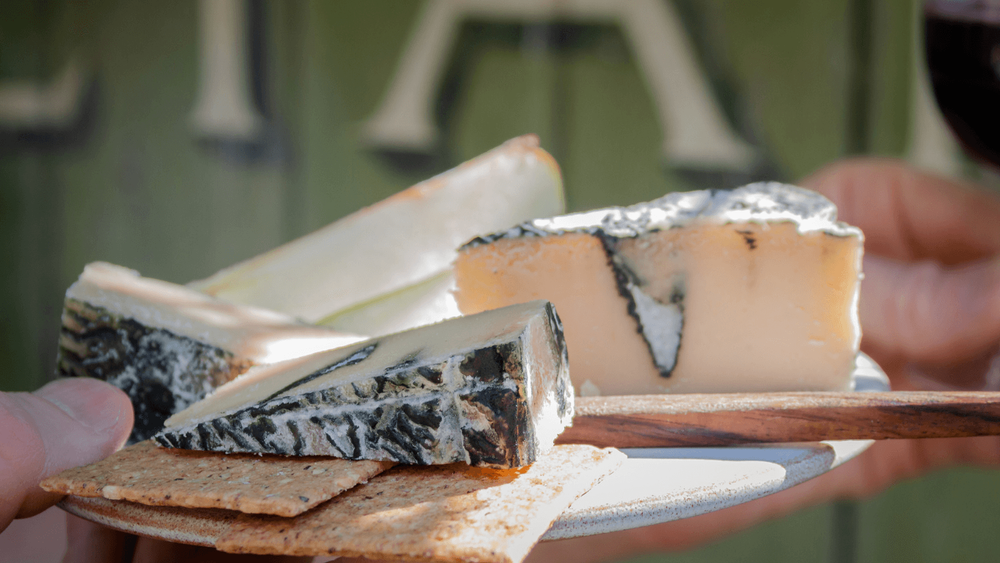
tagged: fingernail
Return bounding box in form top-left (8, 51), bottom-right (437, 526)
top-left (35, 378), bottom-right (129, 433)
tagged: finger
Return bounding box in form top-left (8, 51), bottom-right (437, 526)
top-left (63, 514), bottom-right (136, 563)
top-left (62, 520), bottom-right (310, 563)
top-left (130, 539), bottom-right (203, 563)
top-left (859, 254), bottom-right (1000, 363)
top-left (132, 536), bottom-right (310, 563)
top-left (0, 378), bottom-right (133, 529)
top-left (802, 159), bottom-right (1000, 264)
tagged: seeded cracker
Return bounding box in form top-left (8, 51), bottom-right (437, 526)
top-left (216, 445), bottom-right (624, 562)
top-left (58, 496), bottom-right (235, 548)
top-left (56, 445), bottom-right (623, 563)
top-left (41, 441), bottom-right (393, 517)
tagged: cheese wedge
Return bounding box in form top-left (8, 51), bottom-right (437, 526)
top-left (189, 135), bottom-right (564, 336)
top-left (58, 262), bottom-right (365, 443)
top-left (157, 300), bottom-right (573, 468)
top-left (454, 183), bottom-right (863, 395)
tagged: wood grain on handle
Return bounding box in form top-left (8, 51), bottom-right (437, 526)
top-left (555, 392), bottom-right (1000, 448)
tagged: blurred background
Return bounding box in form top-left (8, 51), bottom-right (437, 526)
top-left (1, 0), bottom-right (998, 561)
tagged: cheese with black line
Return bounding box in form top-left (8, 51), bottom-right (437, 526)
top-left (57, 262), bottom-right (365, 443)
top-left (156, 300), bottom-right (573, 469)
top-left (454, 183), bottom-right (863, 396)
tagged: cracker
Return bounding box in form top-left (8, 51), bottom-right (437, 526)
top-left (42, 441), bottom-right (393, 517)
top-left (59, 495), bottom-right (232, 548)
top-left (217, 445), bottom-right (625, 563)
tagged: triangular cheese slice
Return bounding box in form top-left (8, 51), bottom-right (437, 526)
top-left (189, 135), bottom-right (565, 335)
top-left (58, 262), bottom-right (364, 443)
top-left (157, 300), bottom-right (573, 468)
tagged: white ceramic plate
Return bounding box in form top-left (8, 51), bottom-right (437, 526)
top-left (544, 353), bottom-right (888, 539)
top-left (58, 355), bottom-right (888, 546)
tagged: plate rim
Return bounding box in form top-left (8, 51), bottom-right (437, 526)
top-left (58, 354), bottom-right (887, 545)
top-left (544, 353), bottom-right (886, 539)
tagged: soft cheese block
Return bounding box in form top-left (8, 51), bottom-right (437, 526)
top-left (189, 135), bottom-right (565, 336)
top-left (58, 262), bottom-right (365, 443)
top-left (156, 300), bottom-right (574, 468)
top-left (454, 183), bottom-right (863, 396)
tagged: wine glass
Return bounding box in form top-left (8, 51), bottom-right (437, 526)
top-left (912, 1), bottom-right (1000, 391)
top-left (924, 0), bottom-right (1000, 168)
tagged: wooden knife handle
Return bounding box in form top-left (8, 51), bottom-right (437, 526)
top-left (555, 392), bottom-right (1000, 448)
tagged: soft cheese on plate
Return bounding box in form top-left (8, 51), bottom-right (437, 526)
top-left (58, 262), bottom-right (365, 443)
top-left (156, 300), bottom-right (574, 469)
top-left (454, 183), bottom-right (863, 396)
top-left (189, 135), bottom-right (565, 336)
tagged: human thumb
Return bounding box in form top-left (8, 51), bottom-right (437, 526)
top-left (861, 254), bottom-right (1000, 367)
top-left (0, 378), bottom-right (133, 531)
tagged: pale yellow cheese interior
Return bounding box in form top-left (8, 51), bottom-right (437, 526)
top-left (454, 233), bottom-right (655, 394)
top-left (454, 221), bottom-right (861, 395)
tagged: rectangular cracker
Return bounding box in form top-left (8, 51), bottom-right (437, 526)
top-left (41, 441), bottom-right (393, 517)
top-left (59, 496), bottom-right (235, 548)
top-left (216, 445), bottom-right (625, 563)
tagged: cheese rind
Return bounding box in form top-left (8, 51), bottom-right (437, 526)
top-left (157, 300), bottom-right (573, 468)
top-left (455, 183), bottom-right (863, 396)
top-left (58, 262), bottom-right (364, 443)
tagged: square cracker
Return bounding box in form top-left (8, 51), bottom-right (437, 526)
top-left (216, 444), bottom-right (625, 563)
top-left (54, 445), bottom-right (624, 562)
top-left (41, 440), bottom-right (393, 517)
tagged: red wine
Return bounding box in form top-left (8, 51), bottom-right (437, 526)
top-left (925, 1), bottom-right (1000, 167)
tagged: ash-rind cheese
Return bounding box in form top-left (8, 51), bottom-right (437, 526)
top-left (156, 300), bottom-right (573, 469)
top-left (57, 262), bottom-right (364, 443)
top-left (454, 183), bottom-right (863, 396)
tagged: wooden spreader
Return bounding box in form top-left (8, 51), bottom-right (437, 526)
top-left (557, 392), bottom-right (1000, 448)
